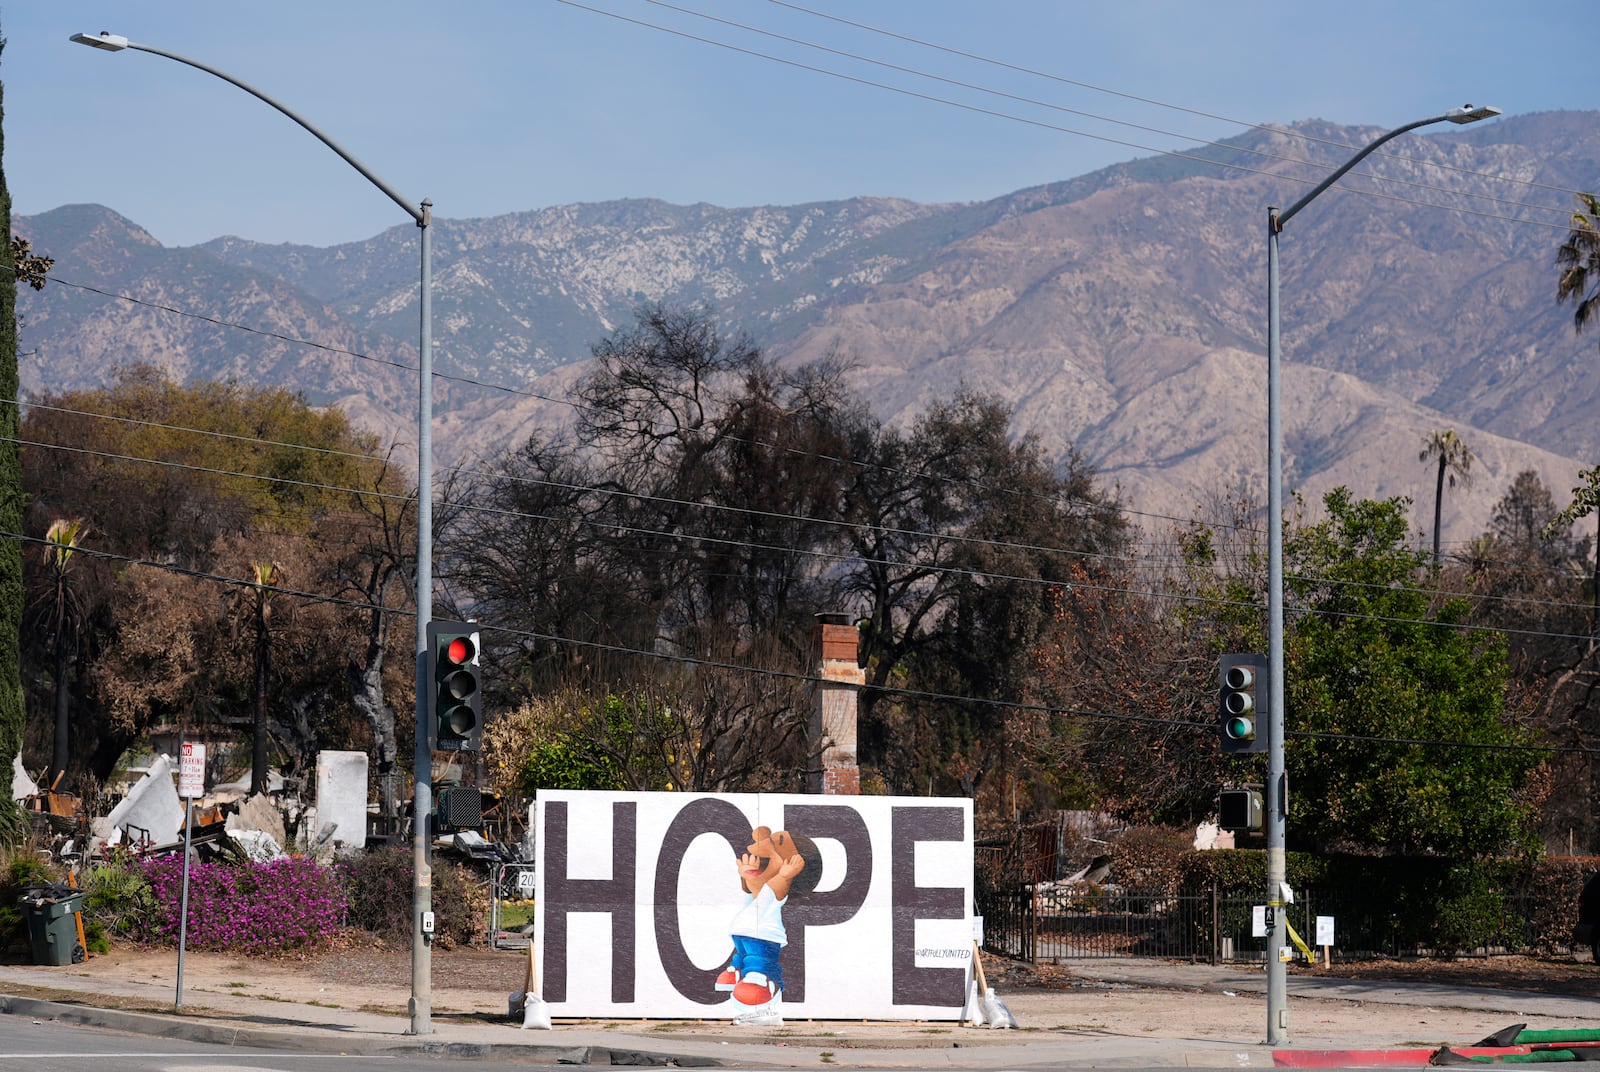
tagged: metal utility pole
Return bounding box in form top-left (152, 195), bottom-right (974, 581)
top-left (71, 31), bottom-right (439, 1035)
top-left (1262, 102), bottom-right (1499, 1045)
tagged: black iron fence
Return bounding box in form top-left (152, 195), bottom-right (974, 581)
top-left (976, 881), bottom-right (1550, 963)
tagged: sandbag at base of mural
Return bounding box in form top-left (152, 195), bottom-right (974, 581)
top-left (534, 790), bottom-right (975, 1023)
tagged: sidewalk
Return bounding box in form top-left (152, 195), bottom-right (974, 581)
top-left (3, 955), bottom-right (1599, 1068)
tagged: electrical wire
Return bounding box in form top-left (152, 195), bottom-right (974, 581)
top-left (19, 426), bottom-right (1600, 650)
top-left (13, 400), bottom-right (1600, 623)
top-left (36, 276), bottom-right (416, 374)
top-left (552, 0), bottom-right (1582, 234)
top-left (8, 527), bottom-right (1585, 757)
top-left (15, 269), bottom-right (1228, 537)
top-left (639, 0), bottom-right (1573, 222)
top-left (760, 0), bottom-right (1591, 203)
top-left (16, 380), bottom-right (1600, 604)
top-left (33, 261), bottom-right (1600, 570)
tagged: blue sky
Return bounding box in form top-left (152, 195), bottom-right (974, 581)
top-left (7, 1), bottom-right (1593, 248)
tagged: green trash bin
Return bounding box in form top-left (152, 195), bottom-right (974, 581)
top-left (18, 885), bottom-right (86, 966)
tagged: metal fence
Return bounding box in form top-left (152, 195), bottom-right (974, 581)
top-left (489, 862), bottom-right (537, 949)
top-left (976, 882), bottom-right (1549, 963)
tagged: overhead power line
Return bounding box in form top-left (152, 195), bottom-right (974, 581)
top-left (6, 527), bottom-right (1585, 758)
top-left (15, 424), bottom-right (1600, 647)
top-left (554, 0), bottom-right (1582, 234)
top-left (760, 0), bottom-right (1589, 203)
top-left (13, 386), bottom-right (1600, 622)
top-left (17, 266), bottom-right (1217, 535)
top-left (641, 0), bottom-right (1572, 221)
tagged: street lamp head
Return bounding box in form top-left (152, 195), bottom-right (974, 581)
top-left (70, 32), bottom-right (130, 51)
top-left (1445, 104), bottom-right (1502, 124)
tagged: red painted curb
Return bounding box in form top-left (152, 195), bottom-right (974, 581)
top-left (1272, 1044), bottom-right (1600, 1068)
top-left (1272, 1048), bottom-right (1439, 1067)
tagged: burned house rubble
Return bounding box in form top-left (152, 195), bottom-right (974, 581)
top-left (12, 748), bottom-right (529, 874)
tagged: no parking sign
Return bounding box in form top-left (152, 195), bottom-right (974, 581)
top-left (178, 742), bottom-right (206, 799)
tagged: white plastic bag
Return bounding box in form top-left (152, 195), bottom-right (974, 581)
top-left (983, 986), bottom-right (1016, 1029)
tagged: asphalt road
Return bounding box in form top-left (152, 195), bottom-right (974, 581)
top-left (0, 1016), bottom-right (582, 1072)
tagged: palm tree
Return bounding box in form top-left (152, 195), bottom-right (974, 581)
top-left (38, 518), bottom-right (87, 784)
top-left (1420, 430), bottom-right (1473, 567)
top-left (1554, 194), bottom-right (1600, 637)
top-left (1557, 193), bottom-right (1600, 334)
top-left (235, 561), bottom-right (280, 797)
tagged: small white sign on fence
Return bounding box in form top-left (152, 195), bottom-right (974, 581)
top-left (1315, 915), bottom-right (1335, 947)
top-left (1252, 905), bottom-right (1268, 937)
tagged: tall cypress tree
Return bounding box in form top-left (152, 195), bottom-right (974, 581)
top-left (0, 26), bottom-right (26, 841)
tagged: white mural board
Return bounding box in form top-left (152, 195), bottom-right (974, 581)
top-left (534, 790), bottom-right (974, 1021)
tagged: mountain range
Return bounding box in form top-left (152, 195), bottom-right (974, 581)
top-left (16, 109), bottom-right (1600, 548)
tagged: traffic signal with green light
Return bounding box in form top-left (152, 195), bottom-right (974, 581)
top-left (1218, 652), bottom-right (1267, 755)
top-left (428, 620), bottom-right (481, 751)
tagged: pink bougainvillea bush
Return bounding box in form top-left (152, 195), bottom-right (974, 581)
top-left (134, 854), bottom-right (347, 954)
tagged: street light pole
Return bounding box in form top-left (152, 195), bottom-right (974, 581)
top-left (71, 31), bottom-right (438, 1035)
top-left (1261, 103), bottom-right (1499, 1045)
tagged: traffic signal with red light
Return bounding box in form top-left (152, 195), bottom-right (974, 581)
top-left (1219, 652), bottom-right (1267, 755)
top-left (427, 620), bottom-right (481, 751)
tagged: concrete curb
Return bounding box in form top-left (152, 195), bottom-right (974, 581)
top-left (0, 992), bottom-right (1276, 1069)
top-left (0, 995), bottom-right (725, 1067)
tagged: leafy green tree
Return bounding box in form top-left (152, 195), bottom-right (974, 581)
top-left (1283, 488), bottom-right (1539, 855)
top-left (481, 686), bottom-right (797, 795)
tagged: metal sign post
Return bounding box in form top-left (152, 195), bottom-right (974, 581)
top-left (175, 742), bottom-right (205, 1010)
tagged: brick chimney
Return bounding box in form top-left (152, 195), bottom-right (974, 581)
top-left (809, 612), bottom-right (863, 794)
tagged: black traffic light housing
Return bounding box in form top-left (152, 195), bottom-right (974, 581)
top-left (435, 785), bottom-right (485, 831)
top-left (1218, 787), bottom-right (1264, 832)
top-left (1218, 652), bottom-right (1267, 755)
top-left (428, 620), bottom-right (482, 751)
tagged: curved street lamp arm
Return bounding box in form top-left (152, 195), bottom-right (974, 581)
top-left (1275, 112), bottom-right (1460, 231)
top-left (121, 39), bottom-right (427, 227)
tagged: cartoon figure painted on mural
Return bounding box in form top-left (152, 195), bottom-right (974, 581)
top-left (716, 825), bottom-right (822, 1026)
